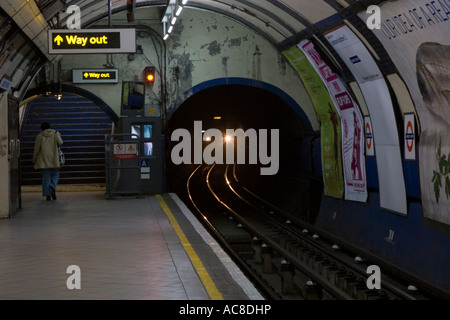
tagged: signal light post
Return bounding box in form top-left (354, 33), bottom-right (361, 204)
top-left (144, 66), bottom-right (155, 85)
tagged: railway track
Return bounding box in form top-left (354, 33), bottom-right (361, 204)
top-left (186, 163), bottom-right (450, 300)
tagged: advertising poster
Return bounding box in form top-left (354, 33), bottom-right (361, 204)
top-left (283, 46), bottom-right (344, 199)
top-left (298, 40), bottom-right (367, 203)
top-left (325, 25), bottom-right (407, 215)
top-left (358, 0), bottom-right (450, 224)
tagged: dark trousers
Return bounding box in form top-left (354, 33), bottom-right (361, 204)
top-left (41, 168), bottom-right (60, 196)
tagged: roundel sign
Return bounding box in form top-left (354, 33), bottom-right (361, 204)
top-left (404, 114), bottom-right (415, 160)
top-left (364, 117), bottom-right (374, 156)
top-left (406, 121), bottom-right (414, 152)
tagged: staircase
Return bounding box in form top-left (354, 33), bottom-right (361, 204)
top-left (20, 93), bottom-right (114, 185)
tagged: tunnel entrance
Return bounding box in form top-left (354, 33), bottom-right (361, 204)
top-left (166, 84), bottom-right (323, 222)
top-left (20, 91), bottom-right (116, 186)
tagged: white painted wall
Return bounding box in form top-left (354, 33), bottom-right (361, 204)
top-left (164, 8), bottom-right (317, 129)
top-left (48, 7), bottom-right (318, 130)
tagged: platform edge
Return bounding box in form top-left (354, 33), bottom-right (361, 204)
top-left (168, 193), bottom-right (265, 300)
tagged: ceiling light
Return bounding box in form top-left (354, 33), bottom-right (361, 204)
top-left (162, 0), bottom-right (189, 41)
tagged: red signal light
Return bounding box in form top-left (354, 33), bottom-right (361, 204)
top-left (144, 66), bottom-right (156, 84)
top-left (146, 73), bottom-right (154, 82)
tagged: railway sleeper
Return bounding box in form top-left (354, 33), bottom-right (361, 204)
top-left (304, 280), bottom-right (323, 300)
top-left (323, 262), bottom-right (339, 283)
top-left (251, 237), bottom-right (263, 264)
top-left (261, 244), bottom-right (273, 273)
top-left (316, 257), bottom-right (331, 276)
top-left (320, 261), bottom-right (332, 278)
top-left (286, 240), bottom-right (299, 256)
top-left (306, 250), bottom-right (317, 269)
top-left (280, 260), bottom-right (296, 295)
top-left (312, 253), bottom-right (324, 271)
top-left (343, 272), bottom-right (358, 294)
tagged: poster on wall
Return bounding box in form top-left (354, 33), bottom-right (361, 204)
top-left (298, 40), bottom-right (367, 203)
top-left (282, 46), bottom-right (344, 199)
top-left (358, 0), bottom-right (450, 224)
top-left (325, 25), bottom-right (407, 215)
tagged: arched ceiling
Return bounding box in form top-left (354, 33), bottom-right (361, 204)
top-left (1, 0), bottom-right (372, 62)
top-left (0, 0), bottom-right (382, 100)
top-left (44, 0), bottom-right (342, 38)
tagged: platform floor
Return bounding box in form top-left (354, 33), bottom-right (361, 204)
top-left (0, 190), bottom-right (264, 300)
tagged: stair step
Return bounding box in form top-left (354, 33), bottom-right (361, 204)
top-left (20, 93), bottom-right (114, 186)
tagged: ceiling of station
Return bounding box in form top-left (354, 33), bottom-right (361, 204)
top-left (34, 0), bottom-right (349, 45)
top-left (0, 0), bottom-right (365, 62)
top-left (0, 0), bottom-right (369, 99)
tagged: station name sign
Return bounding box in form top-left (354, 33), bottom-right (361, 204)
top-left (48, 29), bottom-right (136, 54)
top-left (72, 69), bottom-right (119, 84)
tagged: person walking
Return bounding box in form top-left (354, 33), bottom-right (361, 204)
top-left (32, 122), bottom-right (63, 201)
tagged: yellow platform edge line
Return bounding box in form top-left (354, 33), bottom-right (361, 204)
top-left (156, 194), bottom-right (224, 300)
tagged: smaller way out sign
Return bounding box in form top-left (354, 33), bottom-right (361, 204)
top-left (72, 69), bottom-right (118, 84)
top-left (48, 29), bottom-right (136, 54)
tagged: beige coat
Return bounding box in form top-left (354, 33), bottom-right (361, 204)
top-left (33, 129), bottom-right (63, 169)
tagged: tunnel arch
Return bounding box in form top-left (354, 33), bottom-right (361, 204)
top-left (20, 84), bottom-right (119, 186)
top-left (168, 77), bottom-right (315, 133)
top-left (22, 84), bottom-right (119, 124)
top-left (166, 81), bottom-right (320, 217)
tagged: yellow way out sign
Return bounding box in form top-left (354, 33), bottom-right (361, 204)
top-left (72, 69), bottom-right (118, 84)
top-left (48, 29), bottom-right (136, 54)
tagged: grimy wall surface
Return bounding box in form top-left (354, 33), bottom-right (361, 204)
top-left (49, 7), bottom-right (317, 130)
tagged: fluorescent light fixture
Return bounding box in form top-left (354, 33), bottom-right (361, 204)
top-left (162, 0), bottom-right (189, 41)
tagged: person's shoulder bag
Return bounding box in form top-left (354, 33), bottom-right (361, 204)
top-left (54, 131), bottom-right (65, 166)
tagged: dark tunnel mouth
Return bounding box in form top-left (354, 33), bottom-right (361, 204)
top-left (166, 84), bottom-right (310, 168)
top-left (167, 83), bottom-right (310, 132)
top-left (24, 84), bottom-right (119, 125)
top-left (165, 84), bottom-right (323, 222)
